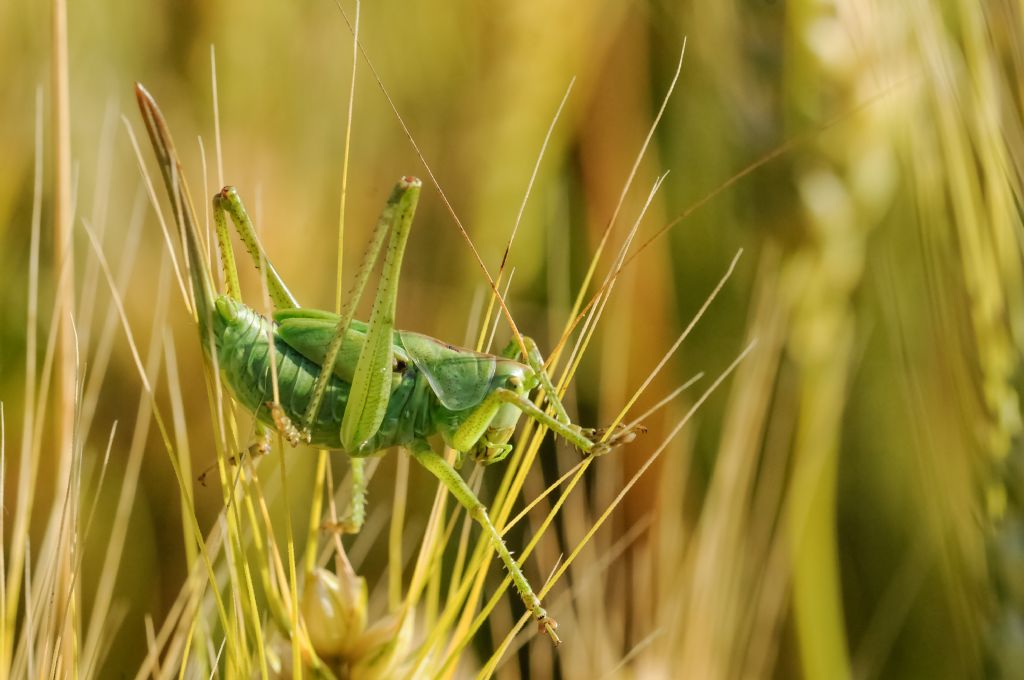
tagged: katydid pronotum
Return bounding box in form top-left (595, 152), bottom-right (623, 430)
top-left (135, 84), bottom-right (641, 644)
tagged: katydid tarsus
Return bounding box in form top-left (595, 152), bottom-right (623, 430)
top-left (135, 83), bottom-right (641, 645)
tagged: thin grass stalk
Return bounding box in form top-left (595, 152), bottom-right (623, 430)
top-left (334, 0), bottom-right (359, 313)
top-left (10, 199), bottom-right (77, 680)
top-left (389, 455), bottom-right (409, 611)
top-left (77, 190), bottom-right (147, 439)
top-left (51, 0), bottom-right (75, 497)
top-left (79, 255), bottom-right (171, 674)
top-left (76, 423), bottom-right (118, 676)
top-left (303, 453), bottom-right (330, 577)
top-left (548, 45), bottom-right (685, 378)
top-left (474, 77), bottom-right (575, 354)
top-left (83, 221), bottom-right (236, 667)
top-left (75, 100), bottom-right (118, 360)
top-left (39, 321), bottom-right (82, 679)
top-left (50, 4), bottom-right (78, 664)
top-left (675, 252), bottom-right (787, 677)
top-left (1, 87), bottom-right (45, 674)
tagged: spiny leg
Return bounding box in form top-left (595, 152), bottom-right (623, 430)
top-left (302, 177), bottom-right (421, 451)
top-left (520, 336), bottom-right (571, 424)
top-left (211, 192), bottom-right (242, 302)
top-left (194, 430), bottom-right (271, 487)
top-left (408, 440), bottom-right (560, 645)
top-left (214, 184), bottom-right (389, 421)
top-left (213, 186), bottom-right (299, 310)
top-left (452, 387), bottom-right (639, 457)
top-left (214, 187), bottom-right (304, 446)
top-left (498, 337), bottom-right (642, 454)
top-left (343, 457), bottom-right (367, 533)
top-left (295, 210), bottom-right (388, 444)
top-left (499, 336), bottom-right (570, 424)
top-left (338, 178), bottom-right (420, 452)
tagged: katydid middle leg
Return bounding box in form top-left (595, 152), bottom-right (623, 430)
top-left (451, 387), bottom-right (636, 457)
top-left (408, 439), bottom-right (561, 645)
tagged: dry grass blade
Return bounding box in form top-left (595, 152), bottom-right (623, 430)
top-left (1, 2), bottom-right (1008, 676)
top-left (81, 216), bottom-right (234, 661)
top-left (2, 86), bottom-right (45, 674)
top-left (122, 118), bottom-right (193, 315)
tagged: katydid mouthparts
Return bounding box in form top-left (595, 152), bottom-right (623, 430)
top-left (135, 82), bottom-right (642, 645)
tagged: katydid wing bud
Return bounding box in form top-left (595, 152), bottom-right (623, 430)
top-left (301, 567), bottom-right (368, 658)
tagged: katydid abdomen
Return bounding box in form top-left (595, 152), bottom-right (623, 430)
top-left (214, 296), bottom-right (437, 453)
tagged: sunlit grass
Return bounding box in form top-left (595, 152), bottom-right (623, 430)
top-left (1, 0), bottom-right (1022, 677)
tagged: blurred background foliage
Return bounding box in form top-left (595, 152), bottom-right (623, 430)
top-left (1, 0), bottom-right (1023, 677)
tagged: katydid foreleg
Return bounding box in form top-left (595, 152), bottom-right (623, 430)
top-left (519, 336), bottom-right (571, 425)
top-left (497, 336), bottom-right (641, 455)
top-left (451, 386), bottom-right (634, 458)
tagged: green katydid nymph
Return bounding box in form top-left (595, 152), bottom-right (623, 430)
top-left (135, 83), bottom-right (641, 645)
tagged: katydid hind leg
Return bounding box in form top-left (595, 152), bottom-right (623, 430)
top-left (408, 440), bottom-right (561, 645)
top-left (298, 204), bottom-right (390, 441)
top-left (214, 186), bottom-right (299, 310)
top-left (212, 194), bottom-right (243, 302)
top-left (298, 178), bottom-right (420, 444)
top-left (338, 177), bottom-right (421, 452)
top-left (343, 457), bottom-right (367, 533)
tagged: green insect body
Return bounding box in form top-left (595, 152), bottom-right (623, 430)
top-left (136, 83), bottom-right (641, 646)
top-left (215, 296), bottom-right (531, 458)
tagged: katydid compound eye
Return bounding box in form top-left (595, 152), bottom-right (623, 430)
top-left (508, 375), bottom-right (523, 389)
